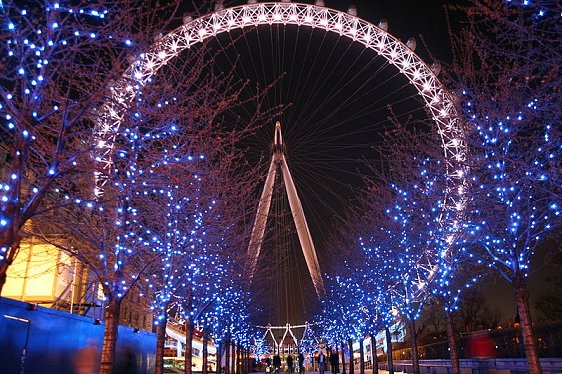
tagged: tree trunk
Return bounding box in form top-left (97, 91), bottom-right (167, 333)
top-left (240, 347), bottom-right (246, 374)
top-left (370, 333), bottom-right (378, 374)
top-left (225, 339), bottom-right (231, 374)
top-left (444, 309), bottom-right (460, 374)
top-left (359, 337), bottom-right (365, 374)
top-left (185, 319), bottom-right (194, 374)
top-left (100, 300), bottom-right (121, 374)
top-left (246, 348), bottom-right (250, 374)
top-left (340, 342), bottom-right (346, 374)
top-left (155, 318), bottom-right (168, 374)
top-left (236, 344), bottom-right (241, 374)
top-left (203, 330), bottom-right (209, 374)
top-left (0, 260), bottom-right (10, 295)
top-left (408, 319), bottom-right (420, 374)
top-left (514, 272), bottom-right (543, 374)
top-left (0, 236), bottom-right (21, 295)
top-left (231, 342), bottom-right (236, 374)
top-left (348, 339), bottom-right (354, 374)
top-left (385, 328), bottom-right (394, 374)
top-left (217, 341), bottom-right (223, 374)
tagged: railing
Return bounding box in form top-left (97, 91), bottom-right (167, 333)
top-left (389, 321), bottom-right (562, 360)
top-left (51, 281), bottom-right (102, 318)
top-left (379, 358), bottom-right (562, 373)
top-left (51, 282), bottom-right (73, 310)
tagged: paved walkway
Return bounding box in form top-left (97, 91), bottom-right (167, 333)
top-left (253, 371), bottom-right (403, 374)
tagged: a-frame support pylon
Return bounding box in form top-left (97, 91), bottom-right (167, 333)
top-left (247, 121), bottom-right (326, 299)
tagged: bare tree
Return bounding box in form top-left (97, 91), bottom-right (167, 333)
top-left (0, 0), bottom-right (191, 293)
top-left (443, 2), bottom-right (562, 373)
top-left (453, 286), bottom-right (502, 333)
top-left (37, 26), bottom-right (277, 372)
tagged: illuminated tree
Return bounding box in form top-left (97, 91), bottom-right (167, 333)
top-left (351, 119), bottom-right (465, 374)
top-left (0, 0), bottom-right (189, 293)
top-left (251, 332), bottom-right (268, 362)
top-left (201, 282), bottom-right (254, 374)
top-left (144, 127), bottom-right (262, 374)
top-left (319, 275), bottom-right (356, 355)
top-left (444, 1), bottom-right (562, 373)
top-left (299, 323), bottom-right (317, 358)
top-left (148, 186), bottom-right (223, 374)
top-left (356, 235), bottom-right (398, 374)
top-left (38, 28), bottom-right (274, 374)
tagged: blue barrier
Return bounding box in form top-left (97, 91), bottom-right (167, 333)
top-left (0, 297), bottom-right (156, 374)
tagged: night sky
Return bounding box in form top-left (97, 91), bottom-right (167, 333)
top-left (194, 0), bottom-right (547, 326)
top-left (198, 0), bottom-right (467, 325)
top-left (210, 0), bottom-right (467, 325)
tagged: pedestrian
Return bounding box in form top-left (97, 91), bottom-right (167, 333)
top-left (266, 357), bottom-right (272, 372)
top-left (273, 354), bottom-right (282, 374)
top-left (467, 330), bottom-right (496, 359)
top-left (287, 354), bottom-right (294, 373)
top-left (297, 352), bottom-right (304, 374)
top-left (317, 350), bottom-right (326, 374)
top-left (329, 349), bottom-right (339, 374)
top-left (116, 346), bottom-right (137, 374)
top-left (73, 339), bottom-right (100, 374)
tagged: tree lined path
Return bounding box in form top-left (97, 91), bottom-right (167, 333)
top-left (1, 1), bottom-right (559, 374)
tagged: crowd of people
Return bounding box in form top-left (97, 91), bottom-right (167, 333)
top-left (265, 348), bottom-right (341, 374)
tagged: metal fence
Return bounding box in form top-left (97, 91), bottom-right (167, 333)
top-left (1, 297), bottom-right (156, 374)
top-left (389, 320), bottom-right (562, 360)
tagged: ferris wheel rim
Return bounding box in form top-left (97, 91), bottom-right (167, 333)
top-left (96, 1), bottom-right (468, 278)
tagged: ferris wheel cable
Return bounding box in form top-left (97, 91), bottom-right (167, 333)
top-left (283, 23), bottom-right (303, 121)
top-left (287, 166), bottom-right (353, 207)
top-left (208, 26), bottom-right (274, 122)
top-left (288, 33), bottom-right (359, 134)
top-left (341, 95), bottom-right (426, 133)
top-left (271, 24), bottom-right (281, 111)
top-left (296, 69), bottom-right (409, 142)
top-left (270, 24), bottom-right (288, 118)
top-left (295, 180), bottom-right (353, 215)
top-left (288, 68), bottom-right (405, 149)
top-left (292, 96), bottom-right (407, 149)
top-left (306, 102), bottom-right (426, 149)
top-left (255, 26), bottom-right (275, 112)
top-left (294, 167), bottom-right (363, 206)
top-left (282, 30), bottom-right (334, 133)
top-left (290, 39), bottom-right (391, 136)
top-left (284, 109), bottom-right (403, 162)
top-left (315, 74), bottom-right (412, 129)
top-left (283, 24), bottom-right (320, 131)
top-left (278, 25), bottom-right (288, 113)
top-left (228, 29), bottom-right (282, 122)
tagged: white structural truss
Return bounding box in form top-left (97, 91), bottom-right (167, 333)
top-left (247, 121), bottom-right (325, 299)
top-left (257, 322), bottom-right (314, 354)
top-left (95, 2), bottom-right (468, 292)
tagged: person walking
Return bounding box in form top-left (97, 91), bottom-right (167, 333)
top-left (73, 339), bottom-right (100, 374)
top-left (318, 350), bottom-right (326, 374)
top-left (287, 354), bottom-right (294, 373)
top-left (297, 352), bottom-right (304, 374)
top-left (329, 349), bottom-right (339, 374)
top-left (273, 354), bottom-right (282, 374)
